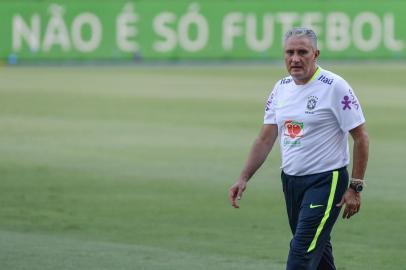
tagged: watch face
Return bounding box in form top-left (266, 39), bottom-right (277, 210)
top-left (350, 183), bottom-right (363, 193)
top-left (355, 185), bottom-right (363, 192)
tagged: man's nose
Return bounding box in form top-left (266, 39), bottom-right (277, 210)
top-left (291, 52), bottom-right (300, 62)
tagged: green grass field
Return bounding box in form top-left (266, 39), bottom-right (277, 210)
top-left (0, 63), bottom-right (405, 270)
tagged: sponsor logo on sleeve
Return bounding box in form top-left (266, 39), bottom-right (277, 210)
top-left (341, 89), bottom-right (359, 111)
top-left (348, 89), bottom-right (359, 110)
top-left (341, 96), bottom-right (351, 110)
top-left (265, 93), bottom-right (274, 111)
top-left (265, 100), bottom-right (271, 111)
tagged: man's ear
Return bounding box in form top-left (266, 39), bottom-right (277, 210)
top-left (314, 50), bottom-right (320, 61)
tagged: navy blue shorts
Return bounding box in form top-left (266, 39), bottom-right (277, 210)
top-left (281, 167), bottom-right (349, 270)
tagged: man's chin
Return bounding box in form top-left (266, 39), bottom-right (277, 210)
top-left (290, 72), bottom-right (311, 84)
top-left (290, 71), bottom-right (304, 79)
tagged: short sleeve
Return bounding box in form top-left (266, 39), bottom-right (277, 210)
top-left (331, 78), bottom-right (365, 132)
top-left (263, 84), bottom-right (278, 124)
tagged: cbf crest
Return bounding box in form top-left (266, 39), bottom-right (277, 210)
top-left (305, 96), bottom-right (318, 114)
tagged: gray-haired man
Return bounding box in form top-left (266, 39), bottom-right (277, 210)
top-left (228, 28), bottom-right (369, 269)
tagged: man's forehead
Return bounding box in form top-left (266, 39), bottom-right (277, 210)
top-left (284, 36), bottom-right (314, 49)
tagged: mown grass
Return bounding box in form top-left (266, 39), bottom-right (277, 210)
top-left (0, 63), bottom-right (405, 269)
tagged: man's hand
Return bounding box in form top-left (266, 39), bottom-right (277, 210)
top-left (336, 188), bottom-right (361, 219)
top-left (228, 180), bottom-right (247, 208)
top-left (227, 124), bottom-right (277, 209)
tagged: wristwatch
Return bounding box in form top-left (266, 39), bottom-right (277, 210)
top-left (349, 180), bottom-right (364, 193)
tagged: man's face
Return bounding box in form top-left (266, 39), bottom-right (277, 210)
top-left (284, 36), bottom-right (319, 84)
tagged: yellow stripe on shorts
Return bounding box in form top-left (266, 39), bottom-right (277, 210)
top-left (307, 170), bottom-right (339, 253)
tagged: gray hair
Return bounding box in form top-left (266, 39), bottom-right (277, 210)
top-left (284, 27), bottom-right (318, 49)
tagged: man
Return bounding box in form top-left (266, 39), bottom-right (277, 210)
top-left (228, 28), bottom-right (369, 270)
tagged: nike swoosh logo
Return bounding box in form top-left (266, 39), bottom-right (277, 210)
top-left (310, 203), bottom-right (324, 209)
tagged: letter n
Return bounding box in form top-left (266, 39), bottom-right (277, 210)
top-left (12, 14), bottom-right (41, 52)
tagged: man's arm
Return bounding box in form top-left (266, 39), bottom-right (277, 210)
top-left (350, 123), bottom-right (369, 180)
top-left (228, 124), bottom-right (278, 208)
top-left (336, 123), bottom-right (369, 218)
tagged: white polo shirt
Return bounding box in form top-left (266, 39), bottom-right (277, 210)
top-left (264, 67), bottom-right (365, 176)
